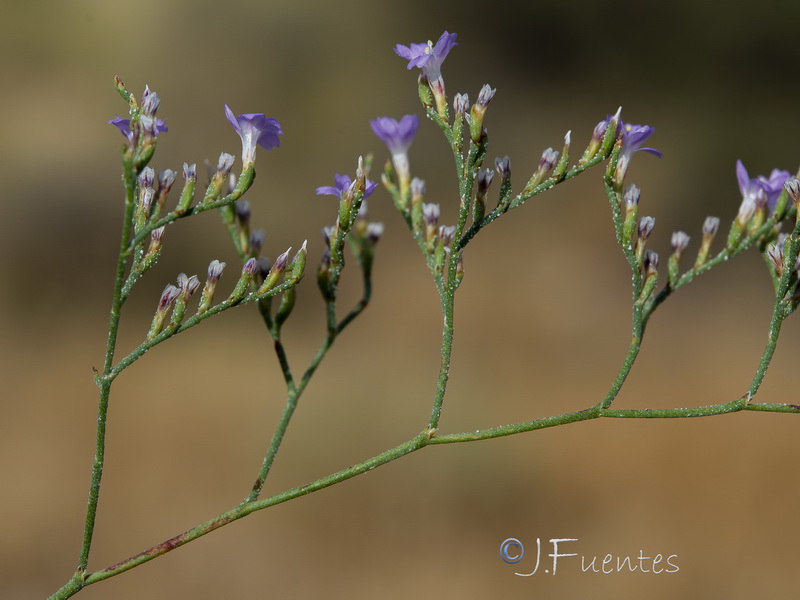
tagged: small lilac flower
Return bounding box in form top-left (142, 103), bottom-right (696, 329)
top-left (395, 31), bottom-right (458, 118)
top-left (395, 31), bottom-right (458, 81)
top-left (224, 104), bottom-right (283, 166)
top-left (736, 160), bottom-right (791, 213)
top-left (371, 115), bottom-right (419, 197)
top-left (613, 121), bottom-right (661, 187)
top-left (371, 115), bottom-right (419, 157)
top-left (109, 116), bottom-right (168, 138)
top-left (315, 174), bottom-right (377, 199)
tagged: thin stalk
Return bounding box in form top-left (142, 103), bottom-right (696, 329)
top-left (248, 273), bottom-right (372, 500)
top-left (428, 287), bottom-right (455, 430)
top-left (78, 155), bottom-right (137, 573)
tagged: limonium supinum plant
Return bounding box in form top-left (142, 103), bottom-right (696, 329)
top-left (50, 30), bottom-right (800, 598)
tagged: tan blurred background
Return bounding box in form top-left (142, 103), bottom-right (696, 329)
top-left (2, 0), bottom-right (800, 598)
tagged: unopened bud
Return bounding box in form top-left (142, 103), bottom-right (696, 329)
top-left (176, 163), bottom-right (197, 214)
top-left (259, 247), bottom-right (291, 293)
top-left (366, 222), bottom-right (384, 244)
top-left (453, 93), bottom-right (469, 117)
top-left (235, 199), bottom-right (251, 223)
top-left (142, 226), bottom-right (165, 270)
top-left (668, 231), bottom-right (690, 286)
top-left (635, 216), bottom-right (655, 265)
top-left (249, 229), bottom-right (266, 256)
top-left (140, 85), bottom-right (160, 117)
top-left (454, 254), bottom-right (464, 287)
top-left (147, 284), bottom-right (180, 340)
top-left (423, 203), bottom-right (440, 247)
top-left (494, 155), bottom-right (511, 177)
top-left (230, 258), bottom-right (258, 302)
top-left (579, 118), bottom-right (609, 166)
top-left (469, 84), bottom-right (495, 141)
top-left (217, 152), bottom-right (235, 176)
top-left (643, 250), bottom-right (659, 277)
top-left (621, 184), bottom-right (641, 244)
top-left (411, 178), bottom-right (425, 203)
top-left (158, 169), bottom-right (176, 194)
top-left (785, 178), bottom-right (800, 205)
top-left (138, 167), bottom-right (155, 190)
top-left (198, 260), bottom-right (226, 314)
top-left (290, 240), bottom-right (308, 281)
top-left (438, 225), bottom-right (456, 248)
top-left (177, 273), bottom-right (201, 301)
top-left (638, 216), bottom-right (656, 240)
top-left (474, 168), bottom-right (494, 222)
top-left (640, 250), bottom-right (659, 300)
top-left (670, 231), bottom-right (691, 260)
top-left (524, 147), bottom-right (559, 194)
top-left (766, 243), bottom-right (784, 276)
top-left (317, 249), bottom-right (333, 302)
top-left (695, 216), bottom-right (720, 267)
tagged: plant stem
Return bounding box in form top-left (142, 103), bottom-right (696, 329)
top-left (50, 392), bottom-right (799, 599)
top-left (77, 155), bottom-right (137, 574)
top-left (248, 274), bottom-right (373, 500)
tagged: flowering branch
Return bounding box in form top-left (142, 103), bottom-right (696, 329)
top-left (48, 33), bottom-right (800, 600)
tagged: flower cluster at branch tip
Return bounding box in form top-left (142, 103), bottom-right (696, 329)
top-left (224, 105), bottom-right (283, 166)
top-left (736, 160), bottom-right (791, 214)
top-left (316, 174), bottom-right (377, 199)
top-left (108, 85), bottom-right (168, 141)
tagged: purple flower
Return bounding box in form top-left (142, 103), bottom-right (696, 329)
top-left (620, 123), bottom-right (662, 159)
top-left (370, 115), bottom-right (419, 157)
top-left (612, 121), bottom-right (661, 187)
top-left (395, 31), bottom-right (458, 82)
top-left (736, 160), bottom-right (791, 212)
top-left (224, 104), bottom-right (283, 166)
top-left (316, 174), bottom-right (377, 199)
top-left (108, 116), bottom-right (168, 138)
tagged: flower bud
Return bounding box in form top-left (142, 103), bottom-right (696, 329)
top-left (469, 84), bottom-right (495, 142)
top-left (230, 258), bottom-right (258, 302)
top-left (621, 184), bottom-right (641, 245)
top-left (635, 216), bottom-right (655, 265)
top-left (176, 163), bottom-right (197, 214)
top-left (317, 249), bottom-right (333, 302)
top-left (289, 240), bottom-right (308, 282)
top-left (453, 93), bottom-right (469, 119)
top-left (523, 147), bottom-right (559, 195)
top-left (474, 168), bottom-right (494, 223)
top-left (198, 260), bottom-right (226, 314)
top-left (668, 231), bottom-right (690, 286)
top-left (147, 284), bottom-right (181, 340)
top-left (249, 229), bottom-right (266, 257)
top-left (366, 222), bottom-right (384, 244)
top-left (259, 247), bottom-right (292, 293)
top-left (694, 216), bottom-right (719, 267)
top-left (438, 224), bottom-right (456, 248)
top-left (494, 155), bottom-right (511, 177)
top-left (766, 242), bottom-right (784, 276)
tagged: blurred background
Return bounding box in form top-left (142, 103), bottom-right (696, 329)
top-left (2, 0), bottom-right (800, 598)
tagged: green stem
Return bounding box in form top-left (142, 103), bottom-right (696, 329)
top-left (428, 287), bottom-right (455, 430)
top-left (77, 155), bottom-right (137, 574)
top-left (50, 394), bottom-right (800, 599)
top-left (248, 274), bottom-right (372, 501)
